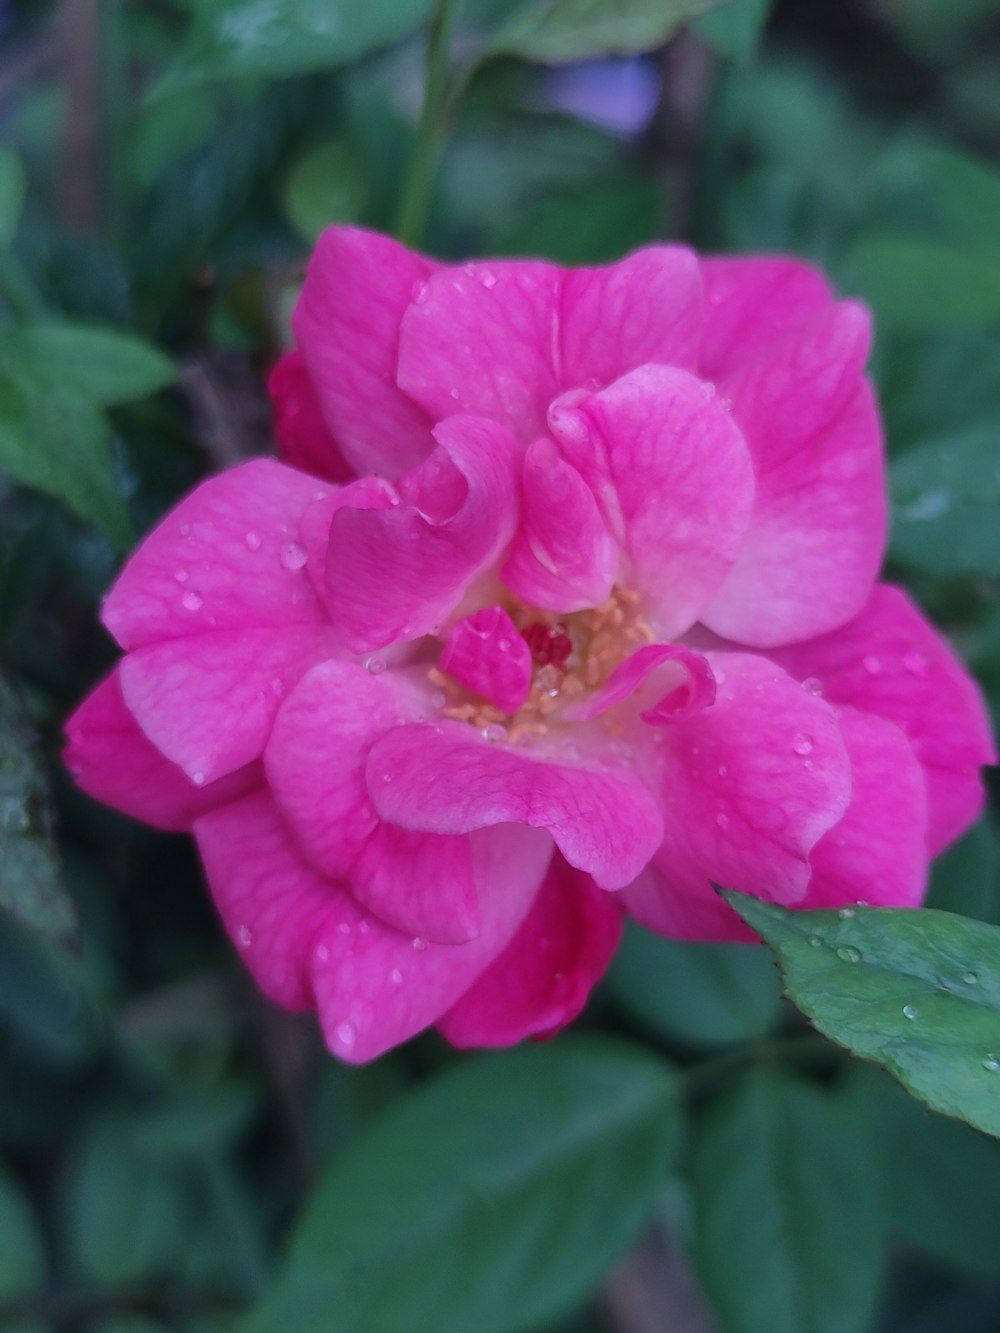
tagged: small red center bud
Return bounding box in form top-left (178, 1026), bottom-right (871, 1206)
top-left (522, 622), bottom-right (574, 669)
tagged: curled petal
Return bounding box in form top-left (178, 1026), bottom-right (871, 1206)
top-left (566, 643), bottom-right (716, 725)
top-left (367, 722), bottom-right (663, 889)
top-left (439, 606), bottom-right (532, 715)
top-left (439, 857), bottom-right (622, 1048)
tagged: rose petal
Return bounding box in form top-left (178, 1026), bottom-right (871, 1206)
top-left (267, 350), bottom-right (353, 482)
top-left (439, 606), bottom-right (533, 715)
top-left (367, 722), bottom-right (663, 889)
top-left (567, 643), bottom-right (716, 725)
top-left (439, 857), bottom-right (622, 1048)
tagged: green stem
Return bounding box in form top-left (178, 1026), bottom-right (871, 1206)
top-left (0, 249), bottom-right (45, 323)
top-left (395, 0), bottom-right (459, 248)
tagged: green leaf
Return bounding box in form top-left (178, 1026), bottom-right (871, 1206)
top-left (66, 1115), bottom-right (189, 1286)
top-left (844, 237), bottom-right (1000, 331)
top-left (0, 149), bottom-right (26, 249)
top-left (282, 140), bottom-right (367, 244)
top-left (0, 342), bottom-right (131, 547)
top-left (879, 330), bottom-right (1000, 450)
top-left (247, 1037), bottom-right (680, 1333)
top-left (723, 891), bottom-right (1000, 1139)
top-left (693, 0), bottom-right (772, 64)
top-left (488, 0), bottom-right (726, 63)
top-left (3, 325), bottom-right (176, 407)
top-left (489, 181), bottom-right (660, 265)
top-left (607, 921), bottom-right (782, 1048)
top-left (692, 1070), bottom-right (884, 1333)
top-left (0, 673), bottom-right (77, 946)
top-left (126, 1080), bottom-right (260, 1160)
top-left (859, 1065), bottom-right (1000, 1276)
top-left (161, 0), bottom-right (436, 88)
top-left (0, 1163), bottom-right (45, 1301)
top-left (869, 142), bottom-right (1000, 253)
top-left (890, 424), bottom-right (1000, 576)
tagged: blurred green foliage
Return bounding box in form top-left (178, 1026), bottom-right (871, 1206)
top-left (1, 1), bottom-right (1000, 1331)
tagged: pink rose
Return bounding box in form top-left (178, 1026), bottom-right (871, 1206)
top-left (65, 228), bottom-right (995, 1062)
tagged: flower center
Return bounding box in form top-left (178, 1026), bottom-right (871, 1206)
top-left (431, 588), bottom-right (655, 743)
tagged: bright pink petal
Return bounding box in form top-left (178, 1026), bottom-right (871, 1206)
top-left (398, 259), bottom-right (563, 443)
top-left (768, 584), bottom-right (997, 855)
top-left (501, 438), bottom-right (618, 613)
top-left (119, 625), bottom-right (338, 785)
top-left (267, 350), bottom-right (353, 482)
top-left (699, 256), bottom-right (833, 379)
top-left (807, 707), bottom-right (928, 909)
top-left (194, 791), bottom-right (552, 1060)
top-left (549, 365), bottom-right (755, 638)
top-left (64, 670), bottom-right (257, 831)
top-left (324, 415), bottom-right (520, 652)
top-left (265, 660), bottom-right (478, 944)
top-left (621, 864), bottom-right (756, 944)
top-left (702, 304), bottom-right (886, 646)
top-left (439, 857), bottom-right (622, 1048)
top-left (567, 644), bottom-right (716, 725)
top-left (102, 460), bottom-right (329, 651)
top-left (624, 652), bottom-right (851, 933)
top-left (559, 245), bottom-right (703, 384)
top-left (367, 722), bottom-right (663, 889)
top-left (439, 606), bottom-right (532, 715)
top-left (292, 227), bottom-right (435, 477)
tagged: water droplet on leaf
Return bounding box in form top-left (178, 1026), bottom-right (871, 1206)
top-left (902, 1004), bottom-right (917, 1020)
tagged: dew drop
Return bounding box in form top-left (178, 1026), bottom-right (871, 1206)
top-left (280, 542), bottom-right (308, 571)
top-left (902, 1004), bottom-right (917, 1021)
top-left (365, 656), bottom-right (387, 675)
top-left (715, 811), bottom-right (729, 830)
top-left (449, 388), bottom-right (461, 401)
top-left (837, 945), bottom-right (862, 964)
top-left (808, 935), bottom-right (822, 948)
top-left (478, 268), bottom-right (497, 289)
top-left (181, 590), bottom-right (203, 612)
top-left (336, 1020), bottom-right (357, 1049)
top-left (963, 970), bottom-right (979, 985)
top-left (802, 677), bottom-right (824, 696)
top-left (173, 567), bottom-right (190, 584)
top-left (411, 936), bottom-right (428, 952)
top-left (316, 944), bottom-right (330, 962)
top-left (718, 764), bottom-right (728, 778)
top-left (838, 906), bottom-right (856, 920)
top-left (412, 281), bottom-right (429, 304)
top-left (983, 1053), bottom-right (1000, 1071)
top-left (245, 530), bottom-right (262, 551)
top-left (793, 732), bottom-right (814, 756)
top-left (236, 924), bottom-right (253, 950)
top-left (483, 723), bottom-right (507, 743)
top-left (903, 651), bottom-right (928, 677)
top-left (358, 921), bottom-right (371, 935)
top-left (863, 655), bottom-right (883, 676)
top-left (337, 921), bottom-right (351, 936)
top-left (390, 968), bottom-right (403, 985)
top-left (192, 771), bottom-right (206, 787)
top-left (179, 522), bottom-right (192, 537)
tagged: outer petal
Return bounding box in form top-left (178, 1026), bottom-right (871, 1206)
top-left (558, 245), bottom-right (703, 384)
top-left (367, 722), bottom-right (663, 889)
top-left (702, 304), bottom-right (886, 646)
top-left (699, 256), bottom-right (833, 379)
top-left (768, 584), bottom-right (997, 855)
top-left (194, 791), bottom-right (552, 1061)
top-left (102, 460), bottom-right (329, 650)
top-left (324, 415), bottom-right (520, 652)
top-left (623, 651), bottom-right (851, 931)
top-left (807, 708), bottom-right (929, 909)
top-left (119, 625), bottom-right (339, 785)
top-left (267, 350), bottom-right (353, 482)
top-left (265, 661), bottom-right (477, 944)
top-left (549, 365), bottom-right (755, 638)
top-left (438, 857), bottom-right (622, 1048)
top-left (64, 670), bottom-right (258, 831)
top-left (292, 226), bottom-right (435, 477)
top-left (398, 259), bottom-right (563, 443)
top-left (501, 438), bottom-right (618, 613)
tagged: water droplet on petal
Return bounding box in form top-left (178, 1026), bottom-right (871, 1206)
top-left (718, 764), bottom-right (728, 778)
top-left (412, 280), bottom-right (429, 304)
top-left (179, 522), bottom-right (192, 537)
top-left (449, 388), bottom-right (461, 401)
top-left (802, 677), bottom-right (824, 696)
top-left (245, 530), bottom-right (262, 552)
top-left (316, 944), bottom-right (330, 962)
top-left (478, 268), bottom-right (497, 289)
top-left (192, 771), bottom-right (206, 787)
top-left (793, 733), bottom-right (814, 756)
top-left (863, 655), bottom-right (883, 676)
top-left (902, 1004), bottom-right (917, 1021)
top-left (236, 924), bottom-right (253, 950)
top-left (336, 1020), bottom-right (356, 1049)
top-left (903, 651), bottom-right (928, 677)
top-left (411, 936), bottom-right (428, 952)
top-left (715, 812), bottom-right (729, 830)
top-left (181, 590), bottom-right (203, 611)
top-left (174, 567), bottom-right (190, 583)
top-left (280, 542), bottom-right (308, 571)
top-left (837, 945), bottom-right (862, 963)
top-left (337, 921), bottom-right (351, 936)
top-left (390, 968), bottom-right (403, 985)
top-left (358, 921), bottom-right (370, 935)
top-left (365, 656), bottom-right (387, 675)
top-left (483, 723), bottom-right (507, 743)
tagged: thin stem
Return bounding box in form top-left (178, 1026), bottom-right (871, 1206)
top-left (395, 0), bottom-right (459, 248)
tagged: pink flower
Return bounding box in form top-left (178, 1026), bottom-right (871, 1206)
top-left (66, 228), bottom-right (995, 1062)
